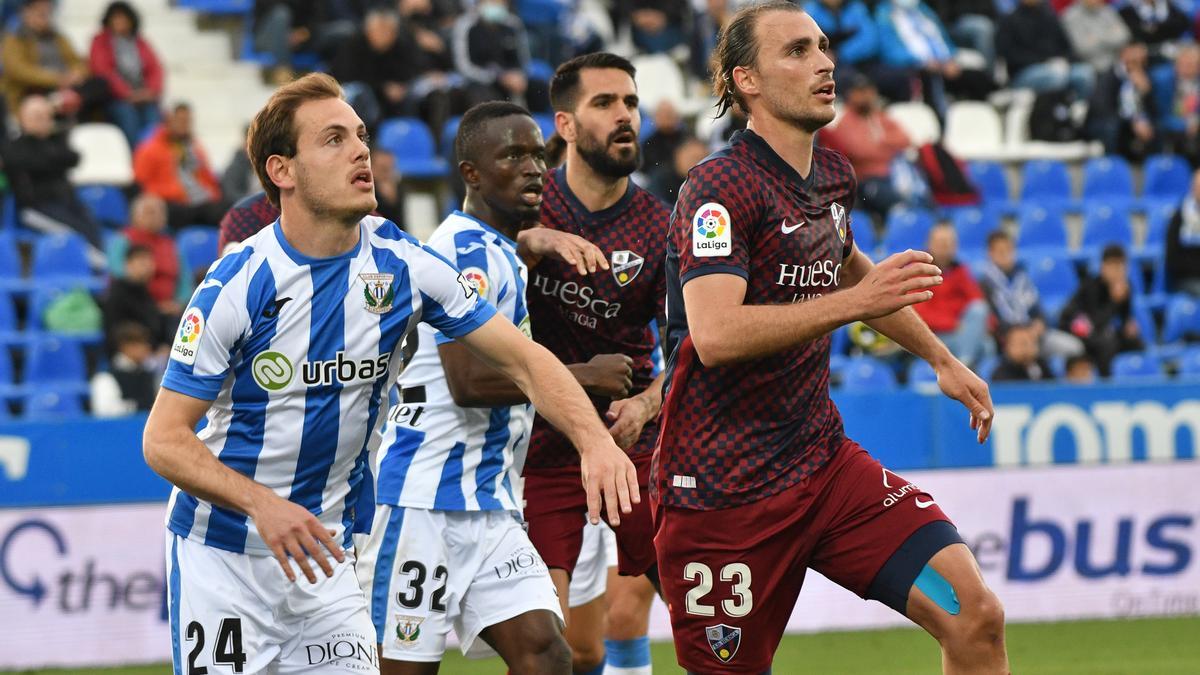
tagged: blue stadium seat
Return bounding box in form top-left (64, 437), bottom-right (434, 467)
top-left (22, 389), bottom-right (84, 419)
top-left (1142, 154), bottom-right (1191, 205)
top-left (976, 355), bottom-right (999, 381)
top-left (1110, 352), bottom-right (1163, 380)
top-left (76, 185), bottom-right (129, 229)
top-left (24, 337), bottom-right (87, 390)
top-left (906, 359), bottom-right (938, 389)
top-left (532, 113), bottom-right (557, 142)
top-left (440, 115), bottom-right (462, 161)
top-left (30, 233), bottom-right (104, 290)
top-left (639, 109), bottom-right (656, 142)
top-left (1080, 203), bottom-right (1134, 259)
top-left (1163, 294), bottom-right (1200, 343)
top-left (0, 346), bottom-right (17, 401)
top-left (0, 292), bottom-right (20, 347)
top-left (1026, 255), bottom-right (1078, 318)
top-left (0, 232), bottom-right (31, 294)
top-left (1080, 156), bottom-right (1134, 207)
top-left (1016, 204), bottom-right (1069, 255)
top-left (951, 206), bottom-right (1002, 256)
top-left (1020, 159), bottom-right (1074, 209)
top-left (178, 226), bottom-right (220, 276)
top-left (1139, 201), bottom-right (1176, 262)
top-left (840, 356), bottom-right (897, 391)
top-left (238, 29), bottom-right (320, 69)
top-left (967, 160), bottom-right (1014, 213)
top-left (377, 118), bottom-right (448, 179)
top-left (883, 208), bottom-right (936, 253)
top-left (1178, 347), bottom-right (1200, 377)
top-left (178, 0), bottom-right (252, 14)
top-left (851, 220), bottom-right (877, 257)
top-left (527, 59), bottom-right (554, 82)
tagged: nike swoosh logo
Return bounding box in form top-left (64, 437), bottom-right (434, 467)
top-left (781, 220), bottom-right (805, 234)
top-left (914, 497), bottom-right (937, 509)
top-left (262, 297), bottom-right (293, 319)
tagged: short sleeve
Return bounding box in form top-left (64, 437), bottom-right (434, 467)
top-left (410, 242), bottom-right (498, 339)
top-left (161, 252), bottom-right (254, 401)
top-left (672, 157), bottom-right (764, 286)
top-left (431, 229), bottom-right (504, 345)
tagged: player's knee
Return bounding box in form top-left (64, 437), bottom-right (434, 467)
top-left (569, 639), bottom-right (605, 673)
top-left (947, 590), bottom-right (1006, 654)
top-left (516, 628), bottom-right (572, 674)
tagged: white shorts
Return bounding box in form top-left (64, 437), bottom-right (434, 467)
top-left (166, 533), bottom-right (378, 674)
top-left (568, 521), bottom-right (618, 607)
top-left (356, 506), bottom-right (563, 662)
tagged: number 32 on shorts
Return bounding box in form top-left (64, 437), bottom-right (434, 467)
top-left (684, 562), bottom-right (753, 617)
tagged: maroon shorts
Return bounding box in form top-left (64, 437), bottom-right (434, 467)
top-left (523, 452), bottom-right (656, 579)
top-left (653, 439), bottom-right (954, 674)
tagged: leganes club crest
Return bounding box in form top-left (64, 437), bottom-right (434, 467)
top-left (706, 624), bottom-right (741, 663)
top-left (611, 250), bottom-right (644, 287)
top-left (394, 615), bottom-right (423, 648)
top-left (360, 273), bottom-right (396, 314)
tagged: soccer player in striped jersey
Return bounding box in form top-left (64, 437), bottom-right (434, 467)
top-left (357, 101), bottom-right (636, 674)
top-left (143, 75), bottom-right (639, 675)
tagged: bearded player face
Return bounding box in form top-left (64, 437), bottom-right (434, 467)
top-left (564, 68), bottom-right (641, 178)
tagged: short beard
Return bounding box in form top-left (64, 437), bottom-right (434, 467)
top-left (576, 131), bottom-right (640, 179)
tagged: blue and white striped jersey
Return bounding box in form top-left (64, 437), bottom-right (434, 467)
top-left (374, 211), bottom-right (533, 512)
top-left (160, 216), bottom-right (496, 555)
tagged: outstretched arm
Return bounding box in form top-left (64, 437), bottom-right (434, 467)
top-left (682, 249), bottom-right (942, 367)
top-left (456, 314), bottom-right (640, 526)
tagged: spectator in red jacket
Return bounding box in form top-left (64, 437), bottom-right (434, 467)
top-left (89, 2), bottom-right (164, 147)
top-left (819, 75), bottom-right (913, 222)
top-left (913, 222), bottom-right (993, 367)
top-left (133, 102), bottom-right (227, 229)
top-left (121, 193), bottom-right (180, 313)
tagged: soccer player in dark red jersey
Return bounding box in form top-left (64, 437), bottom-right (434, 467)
top-left (517, 52), bottom-right (669, 675)
top-left (654, 3), bottom-right (1009, 674)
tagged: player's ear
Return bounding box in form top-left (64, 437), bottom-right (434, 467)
top-left (732, 65), bottom-right (757, 100)
top-left (265, 154), bottom-right (295, 193)
top-left (555, 111), bottom-right (576, 144)
top-left (459, 159), bottom-right (480, 189)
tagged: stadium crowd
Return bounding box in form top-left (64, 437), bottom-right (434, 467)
top-left (1, 0), bottom-right (1200, 420)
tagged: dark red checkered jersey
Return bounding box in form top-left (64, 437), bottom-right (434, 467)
top-left (653, 129), bottom-right (857, 510)
top-left (526, 167), bottom-right (670, 469)
top-left (217, 192), bottom-right (279, 252)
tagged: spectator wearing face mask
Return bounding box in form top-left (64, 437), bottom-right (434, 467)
top-left (452, 0), bottom-right (549, 111)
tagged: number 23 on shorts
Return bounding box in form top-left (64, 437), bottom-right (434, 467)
top-left (684, 561), bottom-right (753, 617)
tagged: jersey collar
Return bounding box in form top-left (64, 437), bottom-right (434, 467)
top-left (734, 129), bottom-right (818, 191)
top-left (552, 165), bottom-right (636, 227)
top-left (273, 219), bottom-right (364, 266)
top-left (453, 209), bottom-right (519, 248)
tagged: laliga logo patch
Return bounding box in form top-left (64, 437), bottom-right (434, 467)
top-left (170, 308), bottom-right (204, 365)
top-left (692, 202), bottom-right (732, 258)
top-left (360, 273), bottom-right (396, 314)
top-left (611, 250), bottom-right (644, 286)
top-left (706, 624), bottom-right (741, 663)
top-left (394, 615), bottom-right (424, 648)
top-left (461, 267), bottom-right (490, 298)
top-left (831, 202), bottom-right (846, 243)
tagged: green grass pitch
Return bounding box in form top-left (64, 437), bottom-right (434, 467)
top-left (8, 616), bottom-right (1198, 674)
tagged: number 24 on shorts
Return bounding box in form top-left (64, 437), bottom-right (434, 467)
top-left (185, 617), bottom-right (247, 674)
top-left (684, 562), bottom-right (753, 617)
